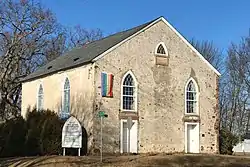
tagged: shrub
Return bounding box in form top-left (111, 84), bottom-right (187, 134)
top-left (0, 116), bottom-right (27, 157)
top-left (219, 128), bottom-right (239, 155)
top-left (0, 108), bottom-right (65, 157)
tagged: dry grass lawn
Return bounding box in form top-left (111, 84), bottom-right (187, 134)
top-left (1, 154), bottom-right (250, 167)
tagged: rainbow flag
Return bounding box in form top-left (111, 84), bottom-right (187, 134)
top-left (101, 72), bottom-right (114, 97)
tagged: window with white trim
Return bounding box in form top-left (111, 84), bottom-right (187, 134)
top-left (186, 80), bottom-right (198, 113)
top-left (37, 84), bottom-right (44, 111)
top-left (62, 77), bottom-right (70, 118)
top-left (155, 42), bottom-right (168, 56)
top-left (122, 72), bottom-right (137, 111)
top-left (157, 44), bottom-right (166, 54)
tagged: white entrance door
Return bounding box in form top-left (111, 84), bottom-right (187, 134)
top-left (121, 120), bottom-right (138, 153)
top-left (186, 123), bottom-right (199, 153)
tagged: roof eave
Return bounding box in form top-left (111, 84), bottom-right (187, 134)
top-left (21, 61), bottom-right (93, 83)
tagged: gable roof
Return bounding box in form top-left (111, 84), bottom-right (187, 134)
top-left (22, 16), bottom-right (220, 82)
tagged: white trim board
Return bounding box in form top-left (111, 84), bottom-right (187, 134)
top-left (92, 17), bottom-right (221, 76)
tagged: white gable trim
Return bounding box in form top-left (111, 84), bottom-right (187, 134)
top-left (160, 18), bottom-right (221, 76)
top-left (92, 17), bottom-right (221, 76)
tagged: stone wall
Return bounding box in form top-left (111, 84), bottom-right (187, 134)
top-left (21, 63), bottom-right (96, 153)
top-left (93, 20), bottom-right (219, 154)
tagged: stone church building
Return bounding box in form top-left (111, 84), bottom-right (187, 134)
top-left (21, 16), bottom-right (220, 154)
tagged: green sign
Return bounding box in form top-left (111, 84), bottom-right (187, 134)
top-left (99, 111), bottom-right (108, 118)
top-left (99, 111), bottom-right (105, 117)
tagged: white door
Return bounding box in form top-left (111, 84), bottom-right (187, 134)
top-left (130, 121), bottom-right (138, 153)
top-left (121, 120), bottom-right (138, 153)
top-left (122, 122), bottom-right (128, 153)
top-left (186, 124), bottom-right (199, 153)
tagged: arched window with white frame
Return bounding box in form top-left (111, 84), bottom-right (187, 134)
top-left (121, 71), bottom-right (137, 111)
top-left (185, 78), bottom-right (198, 114)
top-left (37, 84), bottom-right (44, 111)
top-left (62, 77), bottom-right (70, 118)
top-left (155, 42), bottom-right (168, 56)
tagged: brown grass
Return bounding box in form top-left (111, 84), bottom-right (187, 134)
top-left (1, 154), bottom-right (250, 167)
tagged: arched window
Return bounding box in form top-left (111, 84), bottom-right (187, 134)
top-left (121, 71), bottom-right (137, 111)
top-left (62, 77), bottom-right (70, 118)
top-left (155, 42), bottom-right (168, 56)
top-left (37, 84), bottom-right (44, 111)
top-left (185, 79), bottom-right (198, 114)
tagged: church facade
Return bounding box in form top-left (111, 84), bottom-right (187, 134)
top-left (21, 17), bottom-right (220, 154)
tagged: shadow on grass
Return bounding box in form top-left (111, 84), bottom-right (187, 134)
top-left (143, 154), bottom-right (250, 167)
top-left (0, 156), bottom-right (57, 167)
top-left (2, 154), bottom-right (250, 167)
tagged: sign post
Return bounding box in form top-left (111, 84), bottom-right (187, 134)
top-left (99, 111), bottom-right (108, 163)
top-left (127, 117), bottom-right (132, 154)
top-left (62, 116), bottom-right (82, 156)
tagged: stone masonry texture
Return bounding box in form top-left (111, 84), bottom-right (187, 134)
top-left (21, 20), bottom-right (219, 154)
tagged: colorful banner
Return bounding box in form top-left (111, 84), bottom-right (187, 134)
top-left (101, 72), bottom-right (114, 97)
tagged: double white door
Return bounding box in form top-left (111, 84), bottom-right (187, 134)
top-left (121, 120), bottom-right (138, 153)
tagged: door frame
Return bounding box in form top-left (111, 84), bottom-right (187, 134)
top-left (120, 119), bottom-right (138, 153)
top-left (184, 122), bottom-right (200, 153)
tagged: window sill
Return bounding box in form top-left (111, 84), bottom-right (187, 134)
top-left (183, 114), bottom-right (200, 122)
top-left (155, 53), bottom-right (168, 58)
top-left (121, 110), bottom-right (137, 113)
top-left (119, 111), bottom-right (138, 120)
top-left (185, 113), bottom-right (199, 116)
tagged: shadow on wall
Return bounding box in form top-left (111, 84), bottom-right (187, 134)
top-left (26, 94), bottom-right (91, 156)
top-left (93, 99), bottom-right (121, 154)
top-left (68, 94), bottom-right (94, 155)
top-left (64, 126), bottom-right (88, 156)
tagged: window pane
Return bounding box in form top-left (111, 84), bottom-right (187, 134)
top-left (187, 92), bottom-right (196, 100)
top-left (187, 81), bottom-right (195, 91)
top-left (38, 84), bottom-right (43, 111)
top-left (123, 96), bottom-right (134, 110)
top-left (63, 78), bottom-right (70, 116)
top-left (123, 86), bottom-right (134, 96)
top-left (157, 44), bottom-right (166, 54)
top-left (123, 74), bottom-right (134, 86)
top-left (187, 101), bottom-right (194, 113)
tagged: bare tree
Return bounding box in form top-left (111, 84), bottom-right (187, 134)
top-left (0, 0), bottom-right (64, 119)
top-left (190, 39), bottom-right (224, 72)
top-left (0, 0), bottom-right (103, 120)
top-left (64, 25), bottom-right (103, 50)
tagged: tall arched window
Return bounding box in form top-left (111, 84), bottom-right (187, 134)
top-left (121, 71), bottom-right (137, 111)
top-left (62, 77), bottom-right (70, 118)
top-left (185, 79), bottom-right (198, 114)
top-left (37, 84), bottom-right (44, 111)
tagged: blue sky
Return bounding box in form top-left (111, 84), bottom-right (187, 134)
top-left (41, 0), bottom-right (250, 52)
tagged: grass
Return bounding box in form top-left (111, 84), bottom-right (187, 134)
top-left (1, 154), bottom-right (250, 167)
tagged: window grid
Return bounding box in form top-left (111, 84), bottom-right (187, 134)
top-left (186, 81), bottom-right (197, 113)
top-left (157, 44), bottom-right (166, 54)
top-left (62, 78), bottom-right (70, 118)
top-left (122, 74), bottom-right (136, 111)
top-left (37, 84), bottom-right (43, 111)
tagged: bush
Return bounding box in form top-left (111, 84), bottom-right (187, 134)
top-left (0, 108), bottom-right (65, 157)
top-left (219, 128), bottom-right (239, 155)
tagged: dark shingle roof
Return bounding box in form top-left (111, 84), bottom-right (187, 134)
top-left (22, 18), bottom-right (159, 82)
